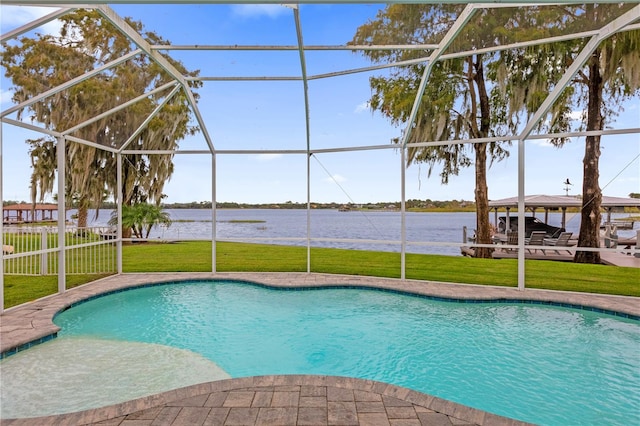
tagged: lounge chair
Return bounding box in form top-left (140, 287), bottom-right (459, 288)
top-left (525, 231), bottom-right (546, 253)
top-left (543, 232), bottom-right (573, 254)
top-left (2, 244), bottom-right (14, 255)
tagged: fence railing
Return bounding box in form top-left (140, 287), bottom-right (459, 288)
top-left (3, 226), bottom-right (117, 275)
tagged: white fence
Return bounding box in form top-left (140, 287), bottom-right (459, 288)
top-left (2, 226), bottom-right (117, 275)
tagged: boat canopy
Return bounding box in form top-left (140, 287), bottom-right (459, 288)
top-left (489, 194), bottom-right (640, 209)
top-left (488, 195), bottom-right (640, 230)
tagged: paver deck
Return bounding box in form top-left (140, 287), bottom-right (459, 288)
top-left (600, 251), bottom-right (640, 267)
top-left (2, 272), bottom-right (639, 425)
top-left (1, 375), bottom-right (531, 426)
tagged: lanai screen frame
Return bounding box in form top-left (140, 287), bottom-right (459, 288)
top-left (1, 1), bottom-right (640, 312)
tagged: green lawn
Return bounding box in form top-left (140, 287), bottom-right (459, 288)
top-left (3, 241), bottom-right (639, 308)
top-left (2, 274), bottom-right (113, 308)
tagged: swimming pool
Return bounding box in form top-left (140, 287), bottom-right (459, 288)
top-left (2, 280), bottom-right (639, 424)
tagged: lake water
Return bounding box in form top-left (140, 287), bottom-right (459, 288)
top-left (71, 208), bottom-right (637, 256)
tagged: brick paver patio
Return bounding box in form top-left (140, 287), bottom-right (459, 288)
top-left (1, 375), bottom-right (532, 425)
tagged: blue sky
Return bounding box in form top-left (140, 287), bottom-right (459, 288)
top-left (1, 3), bottom-right (639, 205)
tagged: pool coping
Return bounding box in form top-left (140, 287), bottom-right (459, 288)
top-left (2, 272), bottom-right (639, 357)
top-left (0, 375), bottom-right (533, 426)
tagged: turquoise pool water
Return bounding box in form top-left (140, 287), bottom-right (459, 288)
top-left (4, 280), bottom-right (640, 424)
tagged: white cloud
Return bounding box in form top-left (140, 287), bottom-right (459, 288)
top-left (256, 153), bottom-right (283, 161)
top-left (0, 6), bottom-right (63, 37)
top-left (1, 89), bottom-right (13, 106)
top-left (530, 139), bottom-right (555, 148)
top-left (325, 174), bottom-right (346, 184)
top-left (354, 101), bottom-right (369, 114)
top-left (230, 5), bottom-right (290, 19)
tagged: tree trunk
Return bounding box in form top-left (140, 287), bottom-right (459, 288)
top-left (121, 226), bottom-right (132, 238)
top-left (118, 190), bottom-right (133, 243)
top-left (574, 51), bottom-right (603, 264)
top-left (77, 205), bottom-right (88, 229)
top-left (121, 224), bottom-right (132, 244)
top-left (74, 203), bottom-right (90, 237)
top-left (473, 56), bottom-right (493, 259)
top-left (145, 224), bottom-right (152, 239)
top-left (474, 143), bottom-right (492, 258)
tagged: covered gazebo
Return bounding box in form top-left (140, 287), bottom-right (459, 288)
top-left (489, 194), bottom-right (640, 231)
top-left (2, 203), bottom-right (61, 224)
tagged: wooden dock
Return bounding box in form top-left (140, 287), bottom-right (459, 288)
top-left (461, 246), bottom-right (640, 268)
top-left (600, 251), bottom-right (640, 268)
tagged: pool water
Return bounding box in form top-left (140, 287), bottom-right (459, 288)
top-left (2, 280), bottom-right (639, 425)
top-left (0, 337), bottom-right (229, 417)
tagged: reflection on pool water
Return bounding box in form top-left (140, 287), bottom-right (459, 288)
top-left (2, 280), bottom-right (639, 425)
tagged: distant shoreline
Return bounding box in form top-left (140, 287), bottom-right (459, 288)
top-left (5, 202), bottom-right (640, 215)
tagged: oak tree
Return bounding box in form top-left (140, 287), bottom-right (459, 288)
top-left (494, 4), bottom-right (640, 263)
top-left (351, 5), bottom-right (527, 258)
top-left (2, 9), bottom-right (201, 229)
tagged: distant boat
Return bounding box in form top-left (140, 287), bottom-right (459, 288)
top-left (497, 215), bottom-right (565, 238)
top-left (489, 194), bottom-right (640, 235)
top-left (338, 206), bottom-right (350, 212)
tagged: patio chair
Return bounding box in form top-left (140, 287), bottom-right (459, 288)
top-left (543, 232), bottom-right (573, 254)
top-left (525, 231), bottom-right (546, 253)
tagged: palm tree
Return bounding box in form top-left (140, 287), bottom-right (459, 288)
top-left (109, 203), bottom-right (171, 239)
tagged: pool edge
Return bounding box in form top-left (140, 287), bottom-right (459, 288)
top-left (2, 272), bottom-right (639, 358)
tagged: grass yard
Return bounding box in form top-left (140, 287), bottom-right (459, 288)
top-left (2, 274), bottom-right (112, 308)
top-left (3, 241), bottom-right (639, 308)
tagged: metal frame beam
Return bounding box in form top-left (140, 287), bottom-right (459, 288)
top-left (95, 4), bottom-right (217, 154)
top-left (518, 5), bottom-right (640, 141)
top-left (56, 135), bottom-right (66, 294)
top-left (0, 120), bottom-right (3, 313)
top-left (118, 123), bottom-right (640, 155)
top-left (178, 24), bottom-right (640, 83)
top-left (153, 44), bottom-right (439, 51)
top-left (0, 6), bottom-right (79, 43)
top-left (119, 84), bottom-right (182, 152)
top-left (399, 4), bottom-right (477, 148)
top-left (1, 117), bottom-right (62, 138)
top-left (2, 1), bottom-right (619, 5)
top-left (1, 50), bottom-right (142, 119)
top-left (514, 4), bottom-right (640, 290)
top-left (65, 134), bottom-right (120, 153)
top-left (62, 81), bottom-right (178, 137)
top-left (290, 4), bottom-right (314, 274)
